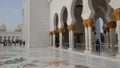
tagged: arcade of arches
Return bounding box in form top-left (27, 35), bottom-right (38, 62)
top-left (50, 0), bottom-right (120, 57)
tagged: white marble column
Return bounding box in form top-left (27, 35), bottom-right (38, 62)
top-left (52, 31), bottom-right (56, 48)
top-left (116, 20), bottom-right (120, 57)
top-left (50, 35), bottom-right (52, 46)
top-left (112, 8), bottom-right (120, 57)
top-left (59, 33), bottom-right (63, 49)
top-left (107, 22), bottom-right (116, 47)
top-left (109, 0), bottom-right (120, 58)
top-left (110, 28), bottom-right (116, 45)
top-left (69, 31), bottom-right (71, 50)
top-left (84, 27), bottom-right (89, 51)
top-left (70, 31), bottom-right (74, 50)
top-left (88, 26), bottom-right (92, 52)
top-left (58, 28), bottom-right (64, 49)
top-left (105, 4), bottom-right (114, 50)
top-left (83, 19), bottom-right (93, 53)
top-left (105, 28), bottom-right (110, 51)
top-left (81, 0), bottom-right (94, 54)
top-left (50, 32), bottom-right (53, 47)
top-left (68, 25), bottom-right (74, 51)
top-left (110, 28), bottom-right (116, 55)
top-left (68, 31), bottom-right (74, 50)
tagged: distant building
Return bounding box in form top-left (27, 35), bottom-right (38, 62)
top-left (0, 23), bottom-right (23, 46)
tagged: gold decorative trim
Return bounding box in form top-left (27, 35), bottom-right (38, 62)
top-left (83, 18), bottom-right (93, 27)
top-left (51, 31), bottom-right (56, 35)
top-left (107, 21), bottom-right (116, 28)
top-left (50, 31), bottom-right (53, 36)
top-left (67, 25), bottom-right (74, 31)
top-left (58, 28), bottom-right (64, 33)
top-left (83, 22), bottom-right (88, 27)
top-left (113, 8), bottom-right (120, 20)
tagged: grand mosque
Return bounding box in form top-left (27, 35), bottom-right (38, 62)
top-left (0, 0), bottom-right (120, 68)
top-left (23, 0), bottom-right (120, 56)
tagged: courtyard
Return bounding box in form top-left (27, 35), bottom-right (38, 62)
top-left (0, 46), bottom-right (120, 68)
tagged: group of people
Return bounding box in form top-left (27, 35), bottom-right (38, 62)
top-left (0, 39), bottom-right (25, 47)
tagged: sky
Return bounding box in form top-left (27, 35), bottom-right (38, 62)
top-left (0, 0), bottom-right (22, 31)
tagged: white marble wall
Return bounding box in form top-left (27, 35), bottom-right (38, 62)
top-left (23, 0), bottom-right (50, 48)
top-left (49, 0), bottom-right (75, 30)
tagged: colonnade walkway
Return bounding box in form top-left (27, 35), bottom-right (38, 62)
top-left (0, 46), bottom-right (120, 68)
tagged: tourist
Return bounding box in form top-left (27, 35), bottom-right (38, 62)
top-left (23, 41), bottom-right (25, 46)
top-left (95, 39), bottom-right (100, 53)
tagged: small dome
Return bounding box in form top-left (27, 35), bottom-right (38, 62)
top-left (14, 24), bottom-right (22, 32)
top-left (0, 23), bottom-right (7, 31)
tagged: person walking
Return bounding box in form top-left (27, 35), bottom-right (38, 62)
top-left (95, 39), bottom-right (100, 53)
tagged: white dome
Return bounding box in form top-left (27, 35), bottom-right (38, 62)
top-left (14, 24), bottom-right (22, 32)
top-left (0, 23), bottom-right (7, 31)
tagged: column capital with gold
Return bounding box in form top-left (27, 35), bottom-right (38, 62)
top-left (50, 31), bottom-right (56, 35)
top-left (50, 31), bottom-right (53, 36)
top-left (113, 8), bottom-right (120, 20)
top-left (83, 18), bottom-right (94, 27)
top-left (83, 21), bottom-right (88, 28)
top-left (58, 28), bottom-right (64, 33)
top-left (67, 24), bottom-right (74, 31)
top-left (107, 21), bottom-right (116, 28)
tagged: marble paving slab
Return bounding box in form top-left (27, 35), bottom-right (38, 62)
top-left (0, 47), bottom-right (120, 68)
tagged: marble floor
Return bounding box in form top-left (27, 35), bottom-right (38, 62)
top-left (0, 46), bottom-right (120, 68)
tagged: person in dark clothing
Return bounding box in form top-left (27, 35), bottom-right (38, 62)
top-left (23, 41), bottom-right (25, 46)
top-left (95, 39), bottom-right (100, 53)
top-left (74, 38), bottom-right (77, 49)
top-left (3, 40), bottom-right (5, 46)
top-left (19, 40), bottom-right (22, 46)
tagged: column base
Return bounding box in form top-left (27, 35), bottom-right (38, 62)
top-left (59, 46), bottom-right (62, 50)
top-left (84, 50), bottom-right (91, 54)
top-left (52, 45), bottom-right (56, 48)
top-left (68, 48), bottom-right (73, 51)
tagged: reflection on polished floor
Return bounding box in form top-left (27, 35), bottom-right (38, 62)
top-left (0, 46), bottom-right (120, 68)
